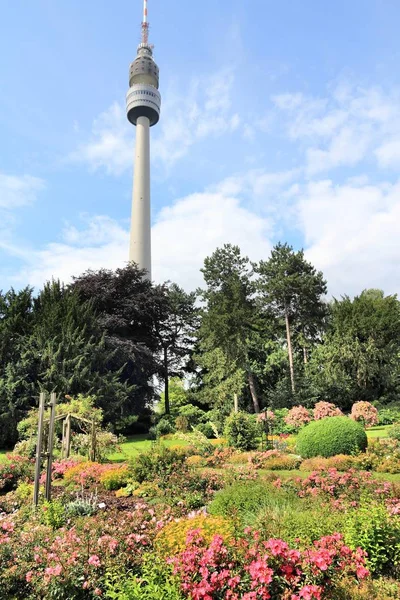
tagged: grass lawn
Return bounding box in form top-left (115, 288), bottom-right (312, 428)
top-left (107, 434), bottom-right (190, 462)
top-left (257, 468), bottom-right (400, 482)
top-left (0, 449), bottom-right (7, 463)
top-left (366, 425), bottom-right (389, 438)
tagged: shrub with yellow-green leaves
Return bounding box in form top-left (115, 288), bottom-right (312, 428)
top-left (155, 514), bottom-right (233, 557)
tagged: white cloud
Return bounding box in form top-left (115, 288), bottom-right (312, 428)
top-left (0, 173), bottom-right (45, 209)
top-left (12, 217), bottom-right (129, 288)
top-left (8, 187), bottom-right (272, 292)
top-left (69, 103), bottom-right (132, 176)
top-left (211, 168), bottom-right (300, 221)
top-left (375, 139), bottom-right (400, 169)
top-left (152, 192), bottom-right (272, 290)
top-left (273, 85), bottom-right (400, 174)
top-left (70, 69), bottom-right (240, 175)
top-left (298, 178), bottom-right (400, 296)
top-left (306, 125), bottom-right (372, 175)
top-left (4, 167), bottom-right (400, 298)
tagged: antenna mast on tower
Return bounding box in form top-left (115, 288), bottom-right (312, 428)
top-left (141, 0), bottom-right (149, 45)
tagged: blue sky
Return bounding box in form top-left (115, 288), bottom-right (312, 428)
top-left (1, 0), bottom-right (400, 295)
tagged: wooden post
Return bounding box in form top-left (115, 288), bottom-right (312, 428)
top-left (61, 419), bottom-right (67, 459)
top-left (90, 420), bottom-right (96, 462)
top-left (233, 393), bottom-right (238, 413)
top-left (65, 414), bottom-right (71, 459)
top-left (33, 392), bottom-right (46, 507)
top-left (45, 393), bottom-right (57, 501)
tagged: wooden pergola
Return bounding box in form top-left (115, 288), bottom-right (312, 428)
top-left (33, 392), bottom-right (98, 506)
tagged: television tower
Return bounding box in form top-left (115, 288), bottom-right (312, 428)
top-left (127, 0), bottom-right (161, 279)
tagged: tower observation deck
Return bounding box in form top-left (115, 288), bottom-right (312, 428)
top-left (126, 0), bottom-right (161, 279)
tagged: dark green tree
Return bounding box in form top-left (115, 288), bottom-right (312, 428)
top-left (29, 280), bottom-right (133, 423)
top-left (70, 264), bottom-right (169, 422)
top-left (154, 283), bottom-right (198, 415)
top-left (0, 288), bottom-right (35, 446)
top-left (307, 289), bottom-right (400, 409)
top-left (255, 243), bottom-right (327, 394)
top-left (197, 244), bottom-right (262, 413)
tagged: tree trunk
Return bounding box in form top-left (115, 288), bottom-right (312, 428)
top-left (303, 346), bottom-right (308, 364)
top-left (248, 371), bottom-right (260, 413)
top-left (233, 393), bottom-right (239, 413)
top-left (285, 309), bottom-right (296, 393)
top-left (163, 347), bottom-right (170, 415)
top-left (302, 328), bottom-right (308, 364)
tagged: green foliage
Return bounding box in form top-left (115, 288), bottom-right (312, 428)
top-left (101, 466), bottom-right (130, 491)
top-left (155, 418), bottom-right (175, 436)
top-left (296, 416), bottom-right (368, 458)
top-left (177, 404), bottom-right (207, 425)
top-left (0, 455), bottom-right (33, 491)
top-left (71, 429), bottom-right (123, 462)
top-left (195, 422), bottom-right (215, 438)
top-left (157, 378), bottom-right (188, 415)
top-left (208, 481), bottom-right (297, 524)
top-left (255, 242), bottom-right (327, 393)
top-left (66, 494), bottom-right (97, 517)
top-left (209, 482), bottom-right (271, 518)
top-left (174, 430), bottom-right (215, 455)
top-left (70, 264), bottom-right (173, 425)
top-left (388, 422), bottom-right (400, 441)
top-left (196, 244), bottom-right (265, 413)
top-left (14, 481), bottom-right (34, 504)
top-left (307, 290), bottom-right (400, 410)
top-left (40, 500), bottom-right (66, 529)
top-left (344, 501), bottom-right (400, 575)
top-left (175, 415), bottom-right (189, 432)
top-left (224, 411), bottom-right (258, 450)
top-left (130, 446), bottom-right (186, 485)
top-left (378, 407), bottom-right (400, 426)
top-left (271, 408), bottom-right (297, 434)
top-left (155, 284), bottom-right (199, 416)
top-left (105, 555), bottom-right (184, 600)
top-left (255, 505), bottom-right (343, 547)
top-left (18, 394), bottom-right (103, 441)
top-left (0, 287), bottom-right (34, 447)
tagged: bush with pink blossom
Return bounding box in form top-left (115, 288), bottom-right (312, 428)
top-left (171, 529), bottom-right (369, 600)
top-left (313, 402), bottom-right (343, 420)
top-left (0, 454), bottom-right (33, 492)
top-left (350, 401), bottom-right (379, 428)
top-left (0, 503), bottom-right (172, 598)
top-left (284, 406), bottom-right (312, 429)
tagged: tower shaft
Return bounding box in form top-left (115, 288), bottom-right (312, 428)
top-left (129, 116), bottom-right (151, 279)
top-left (126, 0), bottom-right (160, 280)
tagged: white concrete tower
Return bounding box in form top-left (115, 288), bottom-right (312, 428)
top-left (126, 0), bottom-right (161, 279)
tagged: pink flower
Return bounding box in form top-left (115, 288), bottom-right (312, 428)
top-left (356, 565), bottom-right (370, 579)
top-left (298, 584), bottom-right (322, 599)
top-left (45, 564), bottom-right (62, 577)
top-left (88, 554), bottom-right (101, 568)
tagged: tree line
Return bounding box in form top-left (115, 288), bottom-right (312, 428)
top-left (1, 242), bottom-right (399, 446)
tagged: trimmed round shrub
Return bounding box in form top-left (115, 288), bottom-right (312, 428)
top-left (296, 416), bottom-right (368, 458)
top-left (224, 412), bottom-right (258, 451)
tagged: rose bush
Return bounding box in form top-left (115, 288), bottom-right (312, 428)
top-left (171, 529), bottom-right (369, 600)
